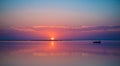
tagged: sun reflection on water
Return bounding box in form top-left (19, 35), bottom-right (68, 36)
top-left (51, 41), bottom-right (55, 47)
top-left (6, 41), bottom-right (120, 57)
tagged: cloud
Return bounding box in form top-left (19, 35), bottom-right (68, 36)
top-left (11, 25), bottom-right (120, 32)
top-left (0, 25), bottom-right (120, 40)
top-left (10, 26), bottom-right (35, 32)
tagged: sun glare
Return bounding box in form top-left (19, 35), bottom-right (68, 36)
top-left (50, 37), bottom-right (55, 41)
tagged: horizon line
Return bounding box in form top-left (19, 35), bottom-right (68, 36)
top-left (0, 39), bottom-right (120, 41)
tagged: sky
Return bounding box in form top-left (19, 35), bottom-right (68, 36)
top-left (0, 0), bottom-right (120, 40)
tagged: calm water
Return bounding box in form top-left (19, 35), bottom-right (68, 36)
top-left (0, 40), bottom-right (120, 66)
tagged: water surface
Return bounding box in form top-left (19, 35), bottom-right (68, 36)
top-left (0, 40), bottom-right (120, 66)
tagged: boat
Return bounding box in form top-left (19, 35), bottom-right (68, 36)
top-left (93, 40), bottom-right (101, 44)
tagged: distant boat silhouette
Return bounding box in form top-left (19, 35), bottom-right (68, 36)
top-left (93, 40), bottom-right (101, 44)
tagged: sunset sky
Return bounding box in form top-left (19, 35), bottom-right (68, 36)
top-left (0, 0), bottom-right (120, 40)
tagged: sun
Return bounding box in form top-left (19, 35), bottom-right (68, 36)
top-left (50, 37), bottom-right (55, 41)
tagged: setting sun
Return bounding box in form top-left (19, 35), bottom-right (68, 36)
top-left (50, 37), bottom-right (55, 41)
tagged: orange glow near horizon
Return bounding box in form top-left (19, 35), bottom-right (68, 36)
top-left (50, 37), bottom-right (55, 41)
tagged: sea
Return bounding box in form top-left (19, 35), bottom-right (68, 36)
top-left (0, 40), bottom-right (120, 66)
